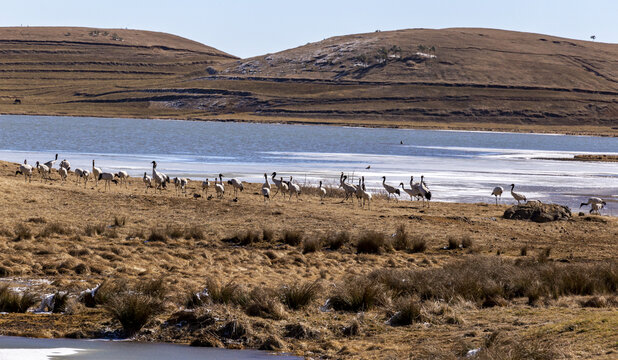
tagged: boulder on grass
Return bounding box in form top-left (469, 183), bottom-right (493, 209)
top-left (503, 202), bottom-right (571, 222)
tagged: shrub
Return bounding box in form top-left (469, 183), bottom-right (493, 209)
top-left (329, 277), bottom-right (384, 312)
top-left (392, 225), bottom-right (409, 251)
top-left (283, 230), bottom-right (303, 246)
top-left (203, 278), bottom-right (246, 305)
top-left (106, 293), bottom-right (164, 335)
top-left (302, 238), bottom-right (321, 254)
top-left (0, 284), bottom-right (37, 312)
top-left (324, 231), bottom-right (350, 250)
top-left (356, 231), bottom-right (386, 254)
top-left (13, 223), bottom-right (33, 240)
top-left (280, 280), bottom-right (321, 310)
top-left (389, 297), bottom-right (423, 326)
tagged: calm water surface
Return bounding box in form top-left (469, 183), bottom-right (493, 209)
top-left (0, 336), bottom-right (299, 359)
top-left (0, 115), bottom-right (616, 212)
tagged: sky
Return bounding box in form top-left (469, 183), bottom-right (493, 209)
top-left (1, 1), bottom-right (615, 58)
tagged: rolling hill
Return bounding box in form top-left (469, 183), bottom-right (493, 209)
top-left (0, 27), bottom-right (616, 135)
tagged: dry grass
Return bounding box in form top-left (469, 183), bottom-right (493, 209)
top-left (357, 231), bottom-right (389, 254)
top-left (329, 277), bottom-right (386, 312)
top-left (280, 280), bottom-right (321, 310)
top-left (0, 284), bottom-right (37, 313)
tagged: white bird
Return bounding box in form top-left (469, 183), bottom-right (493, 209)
top-left (262, 173), bottom-right (271, 202)
top-left (361, 176), bottom-right (372, 209)
top-left (143, 172), bottom-right (152, 192)
top-left (92, 160), bottom-right (102, 187)
top-left (151, 161), bottom-right (169, 192)
top-left (59, 159), bottom-right (70, 171)
top-left (227, 177), bottom-right (244, 198)
top-left (44, 153), bottom-right (58, 170)
top-left (81, 170), bottom-right (90, 188)
top-left (279, 177), bottom-right (288, 198)
top-left (35, 161), bottom-right (50, 181)
top-left (318, 180), bottom-right (327, 201)
top-left (270, 172), bottom-right (285, 197)
top-left (58, 167), bottom-right (68, 182)
top-left (98, 172), bottom-right (118, 191)
top-left (382, 176), bottom-right (400, 202)
top-left (491, 186), bottom-right (504, 205)
top-left (15, 160), bottom-right (33, 183)
top-left (580, 197), bottom-right (606, 209)
top-left (115, 171), bottom-right (129, 188)
top-left (510, 184), bottom-right (527, 205)
top-left (287, 176), bottom-right (301, 201)
top-left (202, 178), bottom-right (209, 196)
top-left (356, 178), bottom-right (364, 205)
top-left (215, 174), bottom-right (225, 198)
top-left (339, 172), bottom-right (358, 203)
top-left (74, 168), bottom-right (84, 184)
top-left (589, 202), bottom-right (605, 215)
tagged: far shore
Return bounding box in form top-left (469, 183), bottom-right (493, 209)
top-left (2, 111), bottom-right (617, 138)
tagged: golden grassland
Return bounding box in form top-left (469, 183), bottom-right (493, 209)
top-left (0, 159), bottom-right (617, 359)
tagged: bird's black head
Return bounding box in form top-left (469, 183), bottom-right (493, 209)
top-left (15, 170), bottom-right (22, 175)
top-left (602, 201), bottom-right (607, 206)
top-left (510, 184), bottom-right (515, 188)
top-left (112, 179), bottom-right (118, 185)
top-left (271, 172), bottom-right (276, 177)
top-left (395, 189), bottom-right (401, 195)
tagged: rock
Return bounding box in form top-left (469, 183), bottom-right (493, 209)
top-left (503, 203), bottom-right (571, 222)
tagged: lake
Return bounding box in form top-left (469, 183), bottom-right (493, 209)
top-left (0, 336), bottom-right (300, 359)
top-left (0, 115), bottom-right (616, 212)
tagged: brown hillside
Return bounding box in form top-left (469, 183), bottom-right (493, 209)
top-left (0, 27), bottom-right (616, 136)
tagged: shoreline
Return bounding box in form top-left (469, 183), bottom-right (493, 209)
top-left (2, 111), bottom-right (617, 138)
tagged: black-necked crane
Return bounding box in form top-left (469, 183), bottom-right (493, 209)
top-left (202, 178), bottom-right (209, 196)
top-left (115, 171), bottom-right (129, 188)
top-left (279, 177), bottom-right (288, 198)
top-left (491, 186), bottom-right (504, 205)
top-left (15, 160), bottom-right (33, 183)
top-left (589, 202), bottom-right (605, 215)
top-left (227, 177), bottom-right (244, 198)
top-left (382, 176), bottom-right (400, 202)
top-left (59, 159), bottom-right (70, 171)
top-left (318, 180), bottom-right (327, 201)
top-left (262, 173), bottom-right (271, 202)
top-left (92, 160), bottom-right (102, 187)
top-left (510, 184), bottom-right (526, 205)
top-left (361, 176), bottom-right (372, 209)
top-left (339, 172), bottom-right (357, 203)
top-left (215, 174), bottom-right (225, 198)
top-left (287, 176), bottom-right (301, 201)
top-left (35, 161), bottom-right (50, 182)
top-left (580, 197), bottom-right (606, 209)
top-left (399, 182), bottom-right (419, 201)
top-left (81, 170), bottom-right (90, 188)
top-left (143, 172), bottom-right (152, 193)
top-left (270, 172), bottom-right (285, 197)
top-left (44, 153), bottom-right (58, 170)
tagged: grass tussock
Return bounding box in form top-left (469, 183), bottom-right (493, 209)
top-left (461, 235), bottom-right (473, 249)
top-left (165, 224), bottom-right (184, 239)
top-left (27, 217), bottom-right (47, 224)
top-left (202, 278), bottom-right (247, 305)
top-left (470, 331), bottom-right (563, 360)
top-left (13, 223), bottom-right (33, 240)
top-left (447, 236), bottom-right (460, 250)
top-left (184, 225), bottom-right (204, 240)
top-left (106, 293), bottom-right (164, 336)
top-left (371, 257), bottom-right (618, 307)
top-left (329, 277), bottom-right (385, 312)
top-left (103, 279), bottom-right (167, 336)
top-left (280, 280), bottom-right (321, 310)
top-left (410, 235), bottom-right (427, 253)
top-left (262, 228), bottom-right (274, 242)
top-left (0, 284), bottom-right (38, 313)
top-left (302, 237), bottom-right (321, 254)
top-left (244, 287), bottom-right (286, 320)
top-left (356, 231), bottom-right (389, 254)
top-left (392, 225), bottom-right (409, 251)
top-left (113, 216), bottom-right (126, 227)
top-left (324, 231), bottom-right (350, 250)
top-left (84, 223), bottom-right (106, 237)
top-left (147, 227), bottom-right (168, 242)
top-left (388, 297), bottom-right (423, 326)
top-left (282, 230), bottom-right (303, 246)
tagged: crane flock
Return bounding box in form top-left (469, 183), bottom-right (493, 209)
top-left (10, 155), bottom-right (610, 215)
